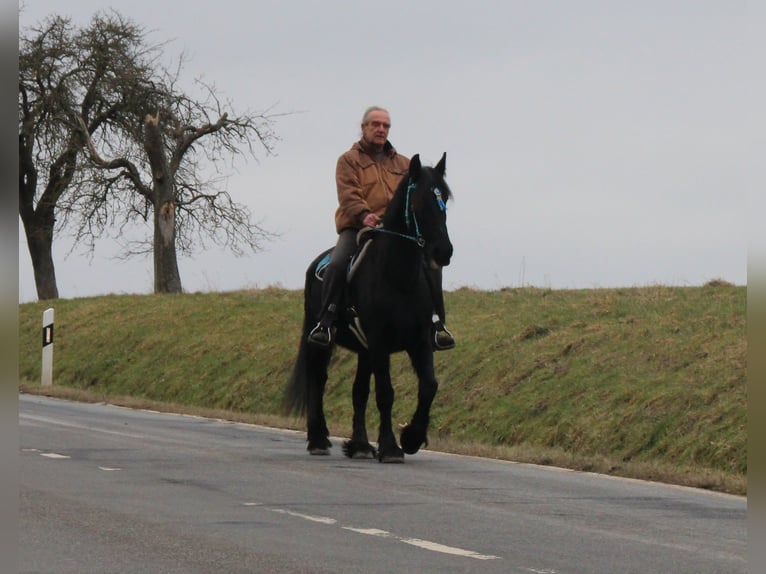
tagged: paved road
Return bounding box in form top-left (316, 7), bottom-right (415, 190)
top-left (19, 394), bottom-right (746, 573)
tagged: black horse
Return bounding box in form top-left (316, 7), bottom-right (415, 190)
top-left (284, 153), bottom-right (453, 463)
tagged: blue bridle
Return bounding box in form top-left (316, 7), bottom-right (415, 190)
top-left (375, 180), bottom-right (447, 246)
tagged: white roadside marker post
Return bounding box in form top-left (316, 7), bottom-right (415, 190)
top-left (42, 308), bottom-right (54, 387)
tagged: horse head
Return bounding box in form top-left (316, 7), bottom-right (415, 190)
top-left (403, 153), bottom-right (453, 269)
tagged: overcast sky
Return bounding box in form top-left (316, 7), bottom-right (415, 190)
top-left (18, 0), bottom-right (758, 302)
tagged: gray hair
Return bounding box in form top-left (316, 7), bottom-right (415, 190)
top-left (361, 106), bottom-right (390, 125)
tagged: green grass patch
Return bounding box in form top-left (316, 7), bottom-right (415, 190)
top-left (19, 284), bottom-right (746, 494)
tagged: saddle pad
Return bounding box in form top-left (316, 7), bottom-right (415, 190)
top-left (314, 252), bottom-right (332, 281)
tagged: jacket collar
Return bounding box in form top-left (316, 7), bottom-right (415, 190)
top-left (354, 139), bottom-right (396, 159)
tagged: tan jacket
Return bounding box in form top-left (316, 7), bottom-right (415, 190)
top-left (334, 140), bottom-right (410, 233)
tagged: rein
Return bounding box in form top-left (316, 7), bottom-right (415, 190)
top-left (373, 180), bottom-right (447, 247)
top-left (373, 227), bottom-right (425, 246)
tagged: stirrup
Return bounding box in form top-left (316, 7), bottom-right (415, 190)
top-left (308, 323), bottom-right (333, 348)
top-left (433, 321), bottom-right (455, 351)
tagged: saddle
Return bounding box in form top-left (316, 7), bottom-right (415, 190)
top-left (312, 228), bottom-right (377, 349)
top-left (313, 227), bottom-right (376, 283)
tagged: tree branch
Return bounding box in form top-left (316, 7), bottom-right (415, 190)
top-left (76, 116), bottom-right (152, 200)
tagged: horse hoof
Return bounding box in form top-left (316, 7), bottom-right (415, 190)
top-left (400, 424), bottom-right (426, 455)
top-left (377, 445), bottom-right (405, 463)
top-left (378, 453), bottom-right (405, 463)
top-left (307, 438), bottom-right (331, 455)
top-left (352, 450), bottom-right (376, 460)
top-left (342, 440), bottom-right (377, 459)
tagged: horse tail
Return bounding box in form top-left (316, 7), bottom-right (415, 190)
top-left (283, 284), bottom-right (313, 416)
top-left (283, 250), bottom-right (331, 416)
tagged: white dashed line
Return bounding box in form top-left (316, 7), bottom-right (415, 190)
top-left (245, 502), bottom-right (500, 561)
top-left (343, 527), bottom-right (501, 560)
top-left (25, 449), bottom-right (122, 471)
top-left (269, 508), bottom-right (338, 525)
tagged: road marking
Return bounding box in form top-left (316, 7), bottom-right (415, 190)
top-left (343, 526), bottom-right (500, 560)
top-left (25, 448), bottom-right (121, 471)
top-left (245, 502), bottom-right (500, 561)
top-left (269, 508), bottom-right (337, 525)
top-left (342, 527), bottom-right (390, 537)
top-left (400, 537), bottom-right (499, 560)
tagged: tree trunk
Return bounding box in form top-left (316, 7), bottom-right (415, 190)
top-left (21, 210), bottom-right (59, 300)
top-left (144, 113), bottom-right (182, 294)
top-left (19, 144), bottom-right (60, 300)
top-left (153, 197), bottom-right (182, 293)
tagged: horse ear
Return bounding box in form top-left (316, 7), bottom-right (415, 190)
top-left (435, 152), bottom-right (446, 177)
top-left (409, 154), bottom-right (422, 181)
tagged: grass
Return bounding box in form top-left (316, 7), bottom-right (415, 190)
top-left (18, 283), bottom-right (746, 495)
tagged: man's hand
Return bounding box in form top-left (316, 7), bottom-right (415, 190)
top-left (362, 213), bottom-right (381, 228)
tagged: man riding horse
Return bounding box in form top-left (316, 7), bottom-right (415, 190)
top-left (307, 105), bottom-right (455, 351)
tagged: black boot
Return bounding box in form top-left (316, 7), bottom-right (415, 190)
top-left (432, 315), bottom-right (455, 351)
top-left (308, 304), bottom-right (337, 348)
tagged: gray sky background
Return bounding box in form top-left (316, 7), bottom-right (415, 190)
top-left (18, 0), bottom-right (758, 302)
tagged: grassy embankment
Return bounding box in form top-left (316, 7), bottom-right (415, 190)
top-left (19, 283), bottom-right (746, 494)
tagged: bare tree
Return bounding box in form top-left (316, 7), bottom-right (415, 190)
top-left (75, 76), bottom-right (281, 294)
top-left (19, 11), bottom-right (280, 298)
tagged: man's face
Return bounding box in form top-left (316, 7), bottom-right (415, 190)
top-left (361, 110), bottom-right (391, 148)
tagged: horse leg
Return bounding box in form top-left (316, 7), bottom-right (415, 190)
top-left (400, 346), bottom-right (439, 455)
top-left (370, 353), bottom-right (404, 463)
top-left (306, 347), bottom-right (333, 455)
top-left (342, 354), bottom-right (377, 459)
